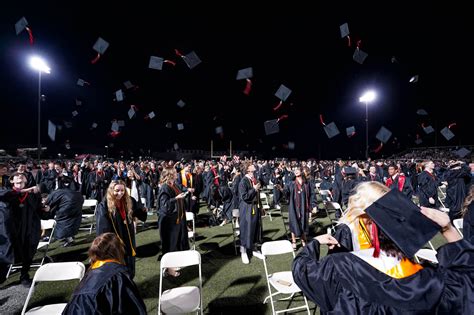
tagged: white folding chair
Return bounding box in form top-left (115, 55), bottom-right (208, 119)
top-left (158, 250), bottom-right (203, 315)
top-left (453, 218), bottom-right (464, 237)
top-left (186, 212), bottom-right (196, 250)
top-left (261, 240), bottom-right (310, 315)
top-left (231, 209), bottom-right (240, 255)
top-left (261, 192), bottom-right (279, 221)
top-left (80, 199), bottom-right (98, 234)
top-left (21, 262), bottom-right (86, 315)
top-left (7, 219), bottom-right (57, 279)
top-left (415, 248), bottom-right (438, 264)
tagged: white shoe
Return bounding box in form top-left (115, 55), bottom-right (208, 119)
top-left (252, 250), bottom-right (265, 260)
top-left (241, 252), bottom-right (249, 264)
top-left (275, 204), bottom-right (281, 210)
top-left (219, 219), bottom-right (228, 226)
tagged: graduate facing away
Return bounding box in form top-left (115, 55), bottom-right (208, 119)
top-left (293, 181), bottom-right (474, 314)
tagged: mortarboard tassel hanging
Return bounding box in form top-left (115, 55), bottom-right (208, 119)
top-left (26, 26), bottom-right (34, 45)
top-left (348, 130), bottom-right (356, 138)
top-left (273, 100), bottom-right (283, 111)
top-left (373, 142), bottom-right (383, 154)
top-left (278, 114), bottom-right (289, 122)
top-left (371, 223), bottom-right (380, 258)
top-left (319, 114), bottom-right (326, 126)
top-left (346, 35), bottom-right (351, 47)
top-left (164, 59), bottom-right (176, 66)
top-left (448, 122), bottom-right (457, 129)
top-left (243, 79), bottom-right (252, 95)
top-left (91, 53), bottom-right (101, 64)
top-left (109, 131), bottom-right (120, 138)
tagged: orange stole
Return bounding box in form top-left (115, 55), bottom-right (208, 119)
top-left (386, 258), bottom-right (423, 279)
top-left (181, 170), bottom-right (193, 187)
top-left (357, 221), bottom-right (372, 250)
top-left (91, 259), bottom-right (122, 269)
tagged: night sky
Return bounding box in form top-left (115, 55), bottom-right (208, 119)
top-left (0, 2), bottom-right (471, 159)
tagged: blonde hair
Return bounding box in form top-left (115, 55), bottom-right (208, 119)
top-left (106, 180), bottom-right (133, 220)
top-left (338, 181), bottom-right (390, 225)
top-left (462, 185), bottom-right (474, 217)
top-left (160, 166), bottom-right (177, 185)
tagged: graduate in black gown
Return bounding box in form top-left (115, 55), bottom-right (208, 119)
top-left (96, 180), bottom-right (147, 279)
top-left (271, 168), bottom-right (284, 209)
top-left (44, 176), bottom-right (84, 246)
top-left (293, 181), bottom-right (474, 314)
top-left (0, 173), bottom-right (43, 286)
top-left (157, 166), bottom-right (189, 277)
top-left (444, 161), bottom-right (471, 220)
top-left (63, 232), bottom-right (146, 315)
top-left (417, 160), bottom-right (440, 208)
top-left (284, 167), bottom-right (316, 249)
top-left (238, 161), bottom-right (264, 264)
top-left (462, 185), bottom-right (474, 244)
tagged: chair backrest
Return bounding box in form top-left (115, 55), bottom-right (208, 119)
top-left (22, 262), bottom-right (85, 315)
top-left (40, 219), bottom-right (56, 230)
top-left (82, 199), bottom-right (98, 208)
top-left (33, 262), bottom-right (86, 282)
top-left (259, 192), bottom-right (269, 204)
top-left (262, 240), bottom-right (294, 256)
top-left (325, 201), bottom-right (341, 210)
top-left (453, 218), bottom-right (464, 237)
top-left (161, 250), bottom-right (201, 269)
top-left (186, 212), bottom-right (194, 221)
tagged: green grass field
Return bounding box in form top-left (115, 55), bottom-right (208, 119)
top-left (0, 201), bottom-right (446, 314)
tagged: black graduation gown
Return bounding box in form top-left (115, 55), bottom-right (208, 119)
top-left (463, 203), bottom-right (474, 244)
top-left (292, 239), bottom-right (474, 314)
top-left (271, 174), bottom-right (284, 205)
top-left (417, 171), bottom-right (440, 207)
top-left (42, 169), bottom-right (58, 193)
top-left (238, 177), bottom-right (263, 250)
top-left (46, 188), bottom-right (84, 239)
top-left (341, 177), bottom-right (360, 207)
top-left (62, 262), bottom-right (147, 315)
top-left (231, 174), bottom-right (242, 210)
top-left (284, 181), bottom-right (315, 237)
top-left (444, 166), bottom-right (471, 219)
top-left (96, 199), bottom-right (146, 279)
top-left (219, 184), bottom-right (233, 221)
top-left (0, 189), bottom-right (14, 265)
top-left (157, 184), bottom-right (189, 255)
top-left (86, 172), bottom-right (107, 202)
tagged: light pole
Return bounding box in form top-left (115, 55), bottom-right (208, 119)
top-left (359, 90), bottom-right (376, 160)
top-left (29, 56), bottom-right (50, 161)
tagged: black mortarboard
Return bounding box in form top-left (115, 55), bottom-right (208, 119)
top-left (236, 67), bottom-right (253, 80)
top-left (115, 89), bottom-right (124, 102)
top-left (346, 126), bottom-right (356, 137)
top-left (353, 48), bottom-right (368, 64)
top-left (48, 120), bottom-right (56, 141)
top-left (376, 126), bottom-right (392, 143)
top-left (416, 109), bottom-right (428, 116)
top-left (149, 56), bottom-right (164, 70)
top-left (275, 84), bottom-right (292, 102)
top-left (177, 99), bottom-right (186, 108)
top-left (264, 119), bottom-right (280, 136)
top-left (365, 189), bottom-right (440, 257)
top-left (454, 147), bottom-right (471, 158)
top-left (415, 138), bottom-right (423, 145)
top-left (343, 166), bottom-right (357, 175)
top-left (183, 51), bottom-right (201, 69)
top-left (423, 125), bottom-right (435, 134)
top-left (92, 37), bottom-right (109, 55)
top-left (339, 23), bottom-right (349, 38)
top-left (15, 17), bottom-right (29, 35)
top-left (165, 122), bottom-right (172, 129)
top-left (440, 127), bottom-right (455, 141)
top-left (324, 122), bottom-right (340, 138)
top-left (409, 75), bottom-right (419, 83)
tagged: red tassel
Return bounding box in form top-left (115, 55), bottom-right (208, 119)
top-left (278, 114), bottom-right (288, 121)
top-left (174, 49), bottom-right (185, 58)
top-left (347, 35), bottom-right (351, 47)
top-left (243, 79), bottom-right (252, 95)
top-left (164, 59), bottom-right (177, 66)
top-left (371, 223), bottom-right (380, 258)
top-left (109, 131), bottom-right (120, 138)
top-left (26, 27), bottom-right (34, 45)
top-left (91, 53), bottom-right (101, 64)
top-left (273, 100), bottom-right (283, 111)
top-left (356, 40), bottom-right (362, 48)
top-left (448, 122), bottom-right (457, 129)
top-left (421, 123), bottom-right (426, 129)
top-left (374, 142), bottom-right (383, 153)
top-left (319, 114), bottom-right (326, 126)
top-left (348, 131), bottom-right (356, 138)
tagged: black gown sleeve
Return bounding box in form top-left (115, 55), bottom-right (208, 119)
top-left (330, 224), bottom-right (353, 252)
top-left (292, 239), bottom-right (342, 311)
top-left (463, 203), bottom-right (474, 244)
top-left (95, 202), bottom-right (113, 236)
top-left (132, 198), bottom-right (147, 222)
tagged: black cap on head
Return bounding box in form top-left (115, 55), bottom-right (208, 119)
top-left (365, 189), bottom-right (440, 257)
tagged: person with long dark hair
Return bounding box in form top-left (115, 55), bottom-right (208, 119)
top-left (63, 233), bottom-right (146, 314)
top-left (96, 180), bottom-right (147, 279)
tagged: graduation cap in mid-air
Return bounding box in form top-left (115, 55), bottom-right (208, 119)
top-left (376, 126), bottom-right (392, 143)
top-left (324, 122), bottom-right (340, 139)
